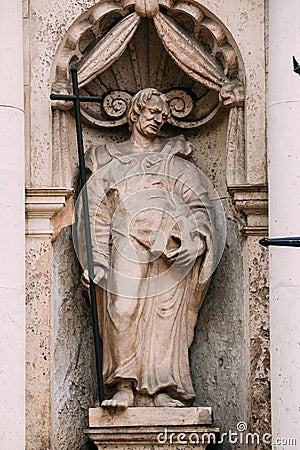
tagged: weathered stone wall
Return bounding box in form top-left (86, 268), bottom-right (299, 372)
top-left (52, 227), bottom-right (97, 450)
top-left (26, 237), bottom-right (52, 450)
top-left (247, 238), bottom-right (270, 448)
top-left (191, 215), bottom-right (247, 448)
top-left (24, 1), bottom-right (269, 449)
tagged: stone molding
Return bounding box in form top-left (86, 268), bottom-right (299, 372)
top-left (85, 407), bottom-right (218, 449)
top-left (228, 184), bottom-right (268, 236)
top-left (25, 187), bottom-right (73, 236)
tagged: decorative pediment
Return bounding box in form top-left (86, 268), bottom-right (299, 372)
top-left (52, 0), bottom-right (244, 129)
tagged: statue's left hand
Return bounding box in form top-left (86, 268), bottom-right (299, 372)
top-left (167, 236), bottom-right (206, 267)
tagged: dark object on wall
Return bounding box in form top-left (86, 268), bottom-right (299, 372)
top-left (50, 68), bottom-right (104, 404)
top-left (292, 56), bottom-right (300, 75)
top-left (259, 236), bottom-right (300, 247)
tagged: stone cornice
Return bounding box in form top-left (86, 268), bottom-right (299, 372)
top-left (25, 187), bottom-right (73, 236)
top-left (228, 184), bottom-right (268, 236)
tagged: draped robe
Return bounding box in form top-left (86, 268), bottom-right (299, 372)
top-left (78, 135), bottom-right (215, 403)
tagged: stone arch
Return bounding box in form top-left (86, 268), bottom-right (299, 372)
top-left (50, 0), bottom-right (246, 191)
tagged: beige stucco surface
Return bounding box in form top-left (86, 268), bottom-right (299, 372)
top-left (268, 1), bottom-right (300, 446)
top-left (0, 2), bottom-right (25, 449)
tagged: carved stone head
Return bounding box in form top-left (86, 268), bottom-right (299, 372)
top-left (127, 88), bottom-right (170, 137)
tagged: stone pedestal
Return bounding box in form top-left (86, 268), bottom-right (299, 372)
top-left (85, 407), bottom-right (219, 449)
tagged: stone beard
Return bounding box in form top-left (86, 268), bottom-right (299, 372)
top-left (76, 89), bottom-right (217, 409)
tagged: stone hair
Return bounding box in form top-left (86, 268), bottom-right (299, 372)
top-left (127, 88), bottom-right (169, 130)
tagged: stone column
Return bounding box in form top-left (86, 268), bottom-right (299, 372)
top-left (0, 1), bottom-right (25, 449)
top-left (268, 0), bottom-right (300, 446)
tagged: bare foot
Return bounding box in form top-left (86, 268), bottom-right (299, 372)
top-left (154, 392), bottom-right (185, 407)
top-left (102, 384), bottom-right (134, 411)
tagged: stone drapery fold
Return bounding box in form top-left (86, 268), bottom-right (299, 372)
top-left (153, 11), bottom-right (245, 183)
top-left (153, 12), bottom-right (226, 91)
top-left (77, 13), bottom-right (141, 88)
top-left (72, 7), bottom-right (245, 184)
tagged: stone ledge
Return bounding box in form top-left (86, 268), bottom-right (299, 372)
top-left (89, 406), bottom-right (212, 427)
top-left (228, 184), bottom-right (268, 235)
top-left (85, 407), bottom-right (219, 449)
top-left (86, 426), bottom-right (219, 449)
top-left (25, 187), bottom-right (73, 235)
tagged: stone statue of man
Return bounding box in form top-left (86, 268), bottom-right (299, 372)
top-left (78, 88), bottom-right (217, 410)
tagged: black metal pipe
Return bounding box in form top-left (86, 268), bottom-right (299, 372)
top-left (293, 56), bottom-right (300, 76)
top-left (259, 237), bottom-right (300, 247)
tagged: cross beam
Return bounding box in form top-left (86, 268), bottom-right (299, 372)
top-left (50, 67), bottom-right (104, 404)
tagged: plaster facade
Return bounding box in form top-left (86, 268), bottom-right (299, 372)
top-left (268, 1), bottom-right (300, 446)
top-left (0, 2), bottom-right (25, 449)
top-left (5, 1), bottom-right (299, 450)
top-left (22, 2), bottom-right (270, 449)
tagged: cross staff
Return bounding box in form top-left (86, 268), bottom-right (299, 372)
top-left (50, 67), bottom-right (104, 404)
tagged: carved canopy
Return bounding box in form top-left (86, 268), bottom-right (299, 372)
top-left (52, 0), bottom-right (245, 186)
top-left (52, 0), bottom-right (244, 130)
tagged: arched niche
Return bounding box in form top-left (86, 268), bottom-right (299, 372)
top-left (50, 0), bottom-right (255, 446)
top-left (50, 0), bottom-right (245, 196)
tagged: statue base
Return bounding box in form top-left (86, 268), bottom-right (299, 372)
top-left (85, 407), bottom-right (219, 449)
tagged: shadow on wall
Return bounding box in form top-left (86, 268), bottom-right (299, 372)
top-left (53, 226), bottom-right (98, 450)
top-left (191, 215), bottom-right (245, 450)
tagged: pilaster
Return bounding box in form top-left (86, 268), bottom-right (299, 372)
top-left (230, 184), bottom-right (270, 447)
top-left (0, 1), bottom-right (25, 449)
top-left (25, 187), bottom-right (73, 449)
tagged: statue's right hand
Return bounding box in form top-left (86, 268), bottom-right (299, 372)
top-left (81, 269), bottom-right (90, 291)
top-left (80, 267), bottom-right (106, 291)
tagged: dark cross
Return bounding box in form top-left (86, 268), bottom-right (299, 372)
top-left (50, 67), bottom-right (104, 404)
